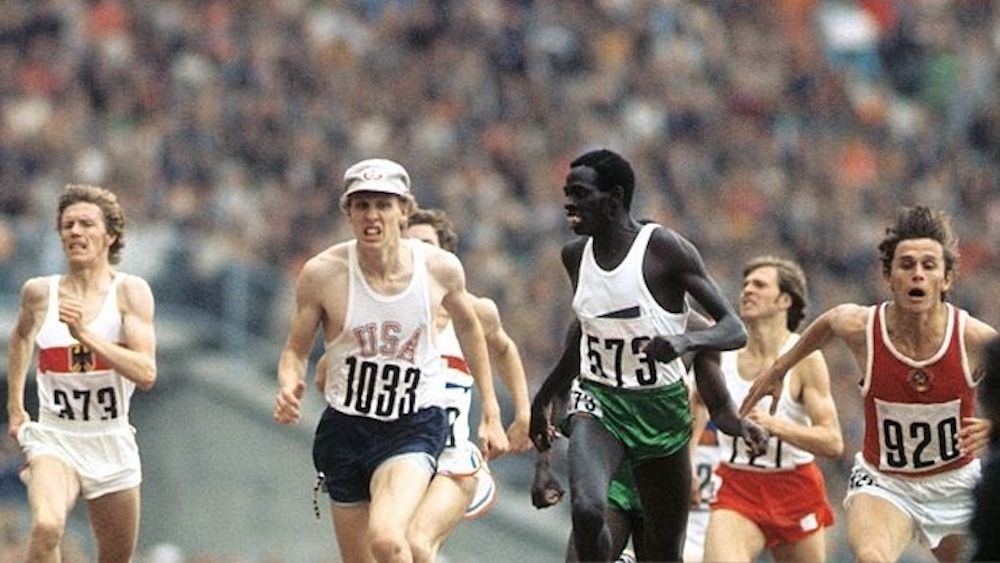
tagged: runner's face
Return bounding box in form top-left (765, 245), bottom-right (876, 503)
top-left (406, 223), bottom-right (441, 248)
top-left (886, 238), bottom-right (952, 312)
top-left (347, 193), bottom-right (407, 246)
top-left (739, 266), bottom-right (787, 321)
top-left (59, 202), bottom-right (113, 266)
top-left (563, 165), bottom-right (608, 236)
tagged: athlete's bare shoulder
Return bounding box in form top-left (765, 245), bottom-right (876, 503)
top-left (471, 295), bottom-right (502, 333)
top-left (302, 243), bottom-right (350, 278)
top-left (824, 303), bottom-right (871, 342)
top-left (17, 276), bottom-right (50, 313)
top-left (646, 225), bottom-right (699, 270)
top-left (964, 314), bottom-right (1000, 378)
top-left (560, 237), bottom-right (587, 283)
top-left (115, 273), bottom-right (155, 312)
top-left (295, 244), bottom-right (350, 302)
top-left (422, 242), bottom-right (464, 289)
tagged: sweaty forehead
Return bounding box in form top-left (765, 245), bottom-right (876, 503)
top-left (348, 192), bottom-right (400, 205)
top-left (61, 202), bottom-right (103, 220)
top-left (746, 265), bottom-right (779, 284)
top-left (894, 238), bottom-right (945, 259)
top-left (565, 165), bottom-right (600, 188)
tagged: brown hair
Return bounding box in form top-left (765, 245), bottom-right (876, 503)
top-left (743, 255), bottom-right (809, 331)
top-left (408, 208), bottom-right (459, 253)
top-left (878, 206), bottom-right (959, 287)
top-left (57, 184), bottom-right (126, 265)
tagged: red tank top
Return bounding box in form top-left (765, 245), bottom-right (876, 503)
top-left (862, 302), bottom-right (976, 476)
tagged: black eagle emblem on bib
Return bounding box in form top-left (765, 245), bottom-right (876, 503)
top-left (908, 368), bottom-right (932, 393)
top-left (70, 343), bottom-right (95, 372)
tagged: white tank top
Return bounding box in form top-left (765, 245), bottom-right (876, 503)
top-left (323, 240), bottom-right (445, 420)
top-left (573, 223), bottom-right (688, 389)
top-left (35, 274), bottom-right (134, 429)
top-left (718, 333), bottom-right (815, 470)
top-left (437, 320), bottom-right (474, 447)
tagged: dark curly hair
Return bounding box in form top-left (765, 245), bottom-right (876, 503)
top-left (570, 149), bottom-right (636, 210)
top-left (878, 206), bottom-right (959, 295)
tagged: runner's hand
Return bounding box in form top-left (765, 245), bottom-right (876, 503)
top-left (506, 416), bottom-right (532, 453)
top-left (530, 401), bottom-right (554, 452)
top-left (739, 417), bottom-right (770, 457)
top-left (478, 416), bottom-right (510, 460)
top-left (959, 417), bottom-right (991, 458)
top-left (740, 364), bottom-right (787, 416)
top-left (273, 380), bottom-right (305, 424)
top-left (531, 461), bottom-right (565, 509)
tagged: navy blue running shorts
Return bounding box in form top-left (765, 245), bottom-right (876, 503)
top-left (312, 406), bottom-right (448, 503)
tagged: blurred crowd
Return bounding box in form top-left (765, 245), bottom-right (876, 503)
top-left (0, 0), bottom-right (997, 558)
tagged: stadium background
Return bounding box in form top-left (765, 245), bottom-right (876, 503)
top-left (0, 1), bottom-right (997, 561)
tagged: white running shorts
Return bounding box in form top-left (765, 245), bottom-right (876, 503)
top-left (18, 420), bottom-right (141, 500)
top-left (844, 452), bottom-right (979, 548)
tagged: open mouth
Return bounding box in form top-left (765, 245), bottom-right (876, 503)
top-left (565, 207), bottom-right (581, 225)
top-left (363, 226), bottom-right (381, 236)
top-left (908, 288), bottom-right (927, 298)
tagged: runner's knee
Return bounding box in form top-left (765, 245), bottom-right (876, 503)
top-left (852, 543), bottom-right (893, 563)
top-left (571, 497), bottom-right (606, 535)
top-left (95, 540), bottom-right (135, 563)
top-left (29, 514), bottom-right (65, 552)
top-left (407, 535), bottom-right (436, 563)
top-left (370, 529), bottom-right (409, 562)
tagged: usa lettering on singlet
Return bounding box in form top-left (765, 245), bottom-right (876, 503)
top-left (35, 274), bottom-right (133, 427)
top-left (862, 302), bottom-right (976, 476)
top-left (323, 240), bottom-right (445, 421)
top-left (437, 320), bottom-right (473, 448)
top-left (718, 334), bottom-right (815, 470)
top-left (572, 223), bottom-right (688, 389)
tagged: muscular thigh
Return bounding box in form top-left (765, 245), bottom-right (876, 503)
top-left (369, 454), bottom-right (435, 534)
top-left (846, 494), bottom-right (914, 561)
top-left (25, 455), bottom-right (81, 519)
top-left (86, 487), bottom-right (140, 558)
top-left (567, 416), bottom-right (623, 505)
top-left (407, 474), bottom-right (475, 543)
top-left (634, 451), bottom-right (690, 527)
top-left (704, 509), bottom-right (766, 562)
top-left (332, 504), bottom-right (374, 563)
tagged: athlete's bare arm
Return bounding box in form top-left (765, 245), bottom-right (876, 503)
top-left (642, 229), bottom-right (747, 363)
top-left (274, 248), bottom-right (347, 425)
top-left (687, 312), bottom-right (768, 454)
top-left (745, 350), bottom-right (844, 458)
top-left (959, 317), bottom-right (1000, 456)
top-left (742, 303), bottom-right (869, 415)
top-left (473, 296), bottom-right (531, 452)
top-left (966, 316), bottom-right (1000, 380)
top-left (61, 274), bottom-right (157, 391)
top-left (531, 243), bottom-right (588, 451)
top-left (6, 278), bottom-right (48, 440)
top-left (530, 320), bottom-right (582, 452)
top-left (432, 250), bottom-right (508, 460)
